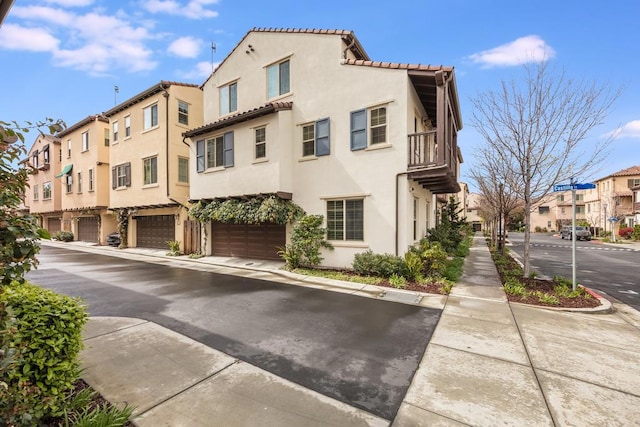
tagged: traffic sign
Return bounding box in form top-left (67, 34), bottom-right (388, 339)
top-left (552, 183), bottom-right (596, 192)
top-left (609, 217), bottom-right (618, 222)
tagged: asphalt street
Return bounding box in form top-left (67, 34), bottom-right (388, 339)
top-left (26, 245), bottom-right (442, 420)
top-left (507, 232), bottom-right (640, 311)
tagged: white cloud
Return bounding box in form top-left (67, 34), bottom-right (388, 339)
top-left (144, 0), bottom-right (219, 19)
top-left (609, 120), bottom-right (640, 139)
top-left (0, 24), bottom-right (59, 51)
top-left (168, 36), bottom-right (202, 58)
top-left (11, 5), bottom-right (75, 25)
top-left (177, 60), bottom-right (217, 80)
top-left (44, 0), bottom-right (94, 6)
top-left (469, 35), bottom-right (556, 68)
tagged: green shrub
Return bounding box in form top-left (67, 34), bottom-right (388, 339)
top-left (633, 225), bottom-right (640, 241)
top-left (504, 279), bottom-right (527, 296)
top-left (53, 231), bottom-right (74, 242)
top-left (388, 274), bottom-right (407, 289)
top-left (534, 226), bottom-right (542, 233)
top-left (166, 240), bottom-right (182, 256)
top-left (279, 215), bottom-right (333, 269)
top-left (352, 250), bottom-right (407, 278)
top-left (0, 281), bottom-right (88, 423)
top-left (403, 251), bottom-right (423, 280)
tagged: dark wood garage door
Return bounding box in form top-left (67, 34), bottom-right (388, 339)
top-left (211, 222), bottom-right (285, 260)
top-left (47, 218), bottom-right (61, 233)
top-left (136, 215), bottom-right (175, 249)
top-left (77, 217), bottom-right (99, 243)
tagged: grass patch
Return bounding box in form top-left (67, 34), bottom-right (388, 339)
top-left (292, 268), bottom-right (384, 285)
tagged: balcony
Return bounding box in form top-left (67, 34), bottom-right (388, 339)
top-left (407, 131), bottom-right (459, 194)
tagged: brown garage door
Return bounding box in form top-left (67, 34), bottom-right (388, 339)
top-left (77, 217), bottom-right (99, 243)
top-left (136, 215), bottom-right (175, 249)
top-left (211, 222), bottom-right (285, 260)
top-left (47, 218), bottom-right (61, 233)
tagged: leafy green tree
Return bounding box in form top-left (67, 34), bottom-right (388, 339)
top-left (279, 215), bottom-right (333, 269)
top-left (427, 196), bottom-right (467, 254)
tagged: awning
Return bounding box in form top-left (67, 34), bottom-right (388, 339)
top-left (55, 164), bottom-right (73, 178)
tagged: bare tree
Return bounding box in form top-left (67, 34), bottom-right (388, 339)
top-left (470, 61), bottom-right (621, 276)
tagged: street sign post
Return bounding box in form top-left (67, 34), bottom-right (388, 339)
top-left (552, 182), bottom-right (595, 290)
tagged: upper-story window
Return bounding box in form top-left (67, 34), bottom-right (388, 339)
top-left (88, 168), bottom-right (94, 192)
top-left (267, 59), bottom-right (290, 99)
top-left (206, 136), bottom-right (224, 169)
top-left (628, 179), bottom-right (640, 188)
top-left (178, 101), bottom-right (189, 125)
top-left (67, 139), bottom-right (72, 157)
top-left (539, 206), bottom-right (550, 215)
top-left (43, 182), bottom-right (52, 200)
top-left (113, 121), bottom-right (119, 143)
top-left (77, 172), bottom-right (82, 193)
top-left (104, 128), bottom-right (110, 146)
top-left (125, 115), bottom-right (131, 138)
top-left (32, 151), bottom-right (38, 168)
top-left (42, 145), bottom-right (50, 164)
top-left (143, 103), bottom-right (158, 130)
top-left (575, 194), bottom-right (584, 202)
top-left (301, 118), bottom-right (330, 157)
top-left (33, 184), bottom-right (39, 201)
top-left (557, 195), bottom-right (565, 202)
top-left (350, 105), bottom-right (388, 150)
top-left (65, 174), bottom-right (73, 194)
top-left (255, 127), bottom-right (266, 159)
top-left (143, 156), bottom-right (158, 185)
top-left (220, 83), bottom-right (237, 116)
top-left (196, 131), bottom-right (234, 172)
top-left (82, 131), bottom-right (89, 152)
top-left (112, 163), bottom-right (131, 189)
top-left (178, 157), bottom-right (189, 183)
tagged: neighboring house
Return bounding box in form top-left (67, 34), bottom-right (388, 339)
top-left (104, 81), bottom-right (203, 250)
top-left (586, 165), bottom-right (640, 234)
top-left (56, 115), bottom-right (115, 244)
top-left (554, 190), bottom-right (587, 227)
top-left (632, 183), bottom-right (640, 227)
top-left (25, 134), bottom-right (63, 233)
top-left (466, 192), bottom-right (484, 232)
top-left (529, 195), bottom-right (556, 232)
top-left (184, 28), bottom-right (463, 268)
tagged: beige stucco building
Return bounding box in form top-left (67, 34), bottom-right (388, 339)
top-left (54, 115), bottom-right (116, 244)
top-left (104, 81), bottom-right (203, 250)
top-left (25, 134), bottom-right (63, 233)
top-left (185, 28), bottom-right (463, 268)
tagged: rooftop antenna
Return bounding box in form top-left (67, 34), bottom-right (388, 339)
top-left (114, 85), bottom-right (119, 105)
top-left (211, 42), bottom-right (216, 72)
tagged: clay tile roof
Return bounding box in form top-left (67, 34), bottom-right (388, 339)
top-left (184, 102), bottom-right (293, 139)
top-left (608, 165), bottom-right (640, 177)
top-left (342, 58), bottom-right (453, 72)
top-left (104, 81), bottom-right (200, 117)
top-left (56, 114), bottom-right (108, 138)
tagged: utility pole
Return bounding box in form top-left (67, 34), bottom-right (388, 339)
top-left (114, 85), bottom-right (119, 105)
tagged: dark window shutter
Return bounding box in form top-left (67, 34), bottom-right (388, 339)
top-left (223, 131), bottom-right (234, 167)
top-left (196, 140), bottom-right (205, 172)
top-left (111, 166), bottom-right (116, 189)
top-left (350, 109), bottom-right (367, 151)
top-left (125, 162), bottom-right (131, 187)
top-left (316, 118), bottom-right (330, 156)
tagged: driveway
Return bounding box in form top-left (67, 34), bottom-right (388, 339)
top-left (26, 245), bottom-right (441, 420)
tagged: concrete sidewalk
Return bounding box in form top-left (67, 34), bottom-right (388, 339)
top-left (53, 237), bottom-right (640, 426)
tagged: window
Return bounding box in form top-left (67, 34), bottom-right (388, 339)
top-left (326, 199), bottom-right (364, 241)
top-left (59, 148), bottom-right (62, 161)
top-left (350, 106), bottom-right (388, 150)
top-left (178, 101), bottom-right (189, 125)
top-left (67, 139), bottom-right (72, 157)
top-left (301, 118), bottom-right (330, 157)
top-left (66, 174), bottom-right (73, 193)
top-left (628, 179), bottom-right (640, 188)
top-left (32, 152), bottom-right (38, 168)
top-left (557, 195), bottom-right (565, 202)
top-left (143, 157), bottom-right (158, 185)
top-left (561, 207), bottom-right (566, 214)
top-left (113, 121), bottom-right (119, 143)
top-left (413, 198), bottom-right (418, 241)
top-left (255, 127), bottom-right (266, 159)
top-left (178, 157), bottom-right (189, 183)
top-left (267, 59), bottom-right (290, 99)
top-left (575, 194), bottom-right (584, 202)
top-left (143, 104), bottom-right (158, 130)
top-left (302, 124), bottom-right (314, 157)
top-left (220, 83), bottom-right (237, 115)
top-left (112, 163), bottom-right (131, 189)
top-left (125, 116), bottom-right (131, 137)
top-left (196, 132), bottom-right (234, 172)
top-left (43, 182), bottom-right (51, 200)
top-left (33, 184), bottom-right (38, 200)
top-left (77, 172), bottom-right (82, 193)
top-left (104, 128), bottom-right (110, 146)
top-left (538, 206), bottom-right (550, 215)
top-left (576, 206), bottom-right (585, 214)
top-left (88, 168), bottom-right (94, 191)
top-left (82, 131), bottom-right (89, 151)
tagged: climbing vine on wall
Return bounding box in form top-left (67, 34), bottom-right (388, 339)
top-left (188, 196), bottom-right (305, 225)
top-left (113, 208), bottom-right (137, 249)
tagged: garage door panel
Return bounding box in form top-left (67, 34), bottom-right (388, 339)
top-left (48, 218), bottom-right (61, 233)
top-left (77, 217), bottom-right (99, 243)
top-left (211, 222), bottom-right (284, 260)
top-left (136, 215), bottom-right (175, 249)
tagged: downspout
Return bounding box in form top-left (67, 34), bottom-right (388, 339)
top-left (395, 171), bottom-right (410, 256)
top-left (162, 86), bottom-right (170, 199)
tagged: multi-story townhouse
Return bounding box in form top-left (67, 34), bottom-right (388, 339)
top-left (465, 192), bottom-right (484, 232)
top-left (554, 190), bottom-right (587, 227)
top-left (25, 133), bottom-right (63, 233)
top-left (56, 115), bottom-right (115, 243)
top-left (529, 195), bottom-right (556, 232)
top-left (586, 165), bottom-right (640, 234)
top-left (184, 28), bottom-right (462, 268)
top-left (104, 81), bottom-right (203, 250)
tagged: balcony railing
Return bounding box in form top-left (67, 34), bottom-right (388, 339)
top-left (407, 131), bottom-right (459, 194)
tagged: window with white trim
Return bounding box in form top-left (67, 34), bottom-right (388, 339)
top-left (302, 123), bottom-right (314, 157)
top-left (301, 118), bottom-right (330, 157)
top-left (42, 145), bottom-right (50, 164)
top-left (125, 115), bottom-right (131, 137)
top-left (255, 127), bottom-right (266, 159)
top-left (113, 121), bottom-right (119, 143)
top-left (66, 174), bottom-right (73, 194)
top-left (178, 100), bottom-right (189, 125)
top-left (350, 105), bottom-right (388, 150)
top-left (104, 128), bottom-right (110, 146)
top-left (112, 163), bottom-right (131, 189)
top-left (43, 182), bottom-right (51, 200)
top-left (267, 59), bottom-right (290, 99)
top-left (413, 198), bottom-right (418, 241)
top-left (33, 184), bottom-right (39, 200)
top-left (88, 168), bottom-right (94, 192)
top-left (326, 199), bottom-right (364, 241)
top-left (32, 152), bottom-right (38, 168)
top-left (67, 139), bottom-right (72, 157)
top-left (196, 132), bottom-right (234, 172)
top-left (206, 136), bottom-right (224, 169)
top-left (82, 131), bottom-right (89, 151)
top-left (220, 82), bottom-right (237, 115)
top-left (143, 156), bottom-right (158, 185)
top-left (77, 172), bottom-right (82, 193)
top-left (178, 157), bottom-right (189, 183)
top-left (143, 103), bottom-right (158, 130)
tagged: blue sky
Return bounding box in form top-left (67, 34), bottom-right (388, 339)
top-left (2, 0), bottom-right (639, 190)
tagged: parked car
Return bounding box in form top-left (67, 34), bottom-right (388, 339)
top-left (107, 232), bottom-right (120, 247)
top-left (560, 226), bottom-right (591, 241)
